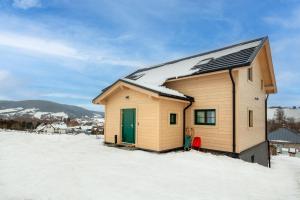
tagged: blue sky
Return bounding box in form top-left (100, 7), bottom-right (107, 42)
top-left (0, 0), bottom-right (299, 111)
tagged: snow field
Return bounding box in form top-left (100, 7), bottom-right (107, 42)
top-left (0, 131), bottom-right (299, 200)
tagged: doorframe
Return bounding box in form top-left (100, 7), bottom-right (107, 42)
top-left (120, 107), bottom-right (137, 144)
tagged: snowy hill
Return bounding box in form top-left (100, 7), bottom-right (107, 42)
top-left (268, 107), bottom-right (300, 122)
top-left (0, 100), bottom-right (103, 120)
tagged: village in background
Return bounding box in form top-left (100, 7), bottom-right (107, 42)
top-left (0, 100), bottom-right (104, 135)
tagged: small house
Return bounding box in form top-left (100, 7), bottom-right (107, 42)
top-left (268, 128), bottom-right (300, 157)
top-left (93, 37), bottom-right (277, 166)
top-left (36, 122), bottom-right (68, 134)
top-left (36, 123), bottom-right (55, 133)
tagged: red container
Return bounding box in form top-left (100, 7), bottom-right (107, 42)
top-left (192, 137), bottom-right (201, 149)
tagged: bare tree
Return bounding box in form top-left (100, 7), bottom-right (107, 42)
top-left (275, 108), bottom-right (285, 124)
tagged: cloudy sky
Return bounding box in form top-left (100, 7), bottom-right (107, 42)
top-left (0, 0), bottom-right (299, 111)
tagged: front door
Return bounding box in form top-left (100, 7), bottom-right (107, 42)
top-left (122, 108), bottom-right (136, 144)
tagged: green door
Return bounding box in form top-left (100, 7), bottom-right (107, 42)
top-left (122, 108), bottom-right (136, 144)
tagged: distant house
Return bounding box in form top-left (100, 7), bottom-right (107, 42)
top-left (268, 128), bottom-right (300, 157)
top-left (93, 37), bottom-right (277, 166)
top-left (36, 122), bottom-right (67, 134)
top-left (36, 123), bottom-right (55, 133)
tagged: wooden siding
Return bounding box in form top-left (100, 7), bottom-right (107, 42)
top-left (100, 43), bottom-right (273, 153)
top-left (158, 99), bottom-right (186, 151)
top-left (104, 87), bottom-right (160, 151)
top-left (165, 72), bottom-right (233, 152)
top-left (236, 51), bottom-right (267, 153)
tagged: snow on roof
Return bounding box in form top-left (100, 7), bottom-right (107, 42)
top-left (36, 123), bottom-right (46, 131)
top-left (122, 38), bottom-right (264, 99)
top-left (122, 78), bottom-right (187, 98)
top-left (52, 122), bottom-right (67, 129)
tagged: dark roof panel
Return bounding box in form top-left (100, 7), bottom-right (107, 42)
top-left (268, 128), bottom-right (300, 143)
top-left (191, 47), bottom-right (256, 73)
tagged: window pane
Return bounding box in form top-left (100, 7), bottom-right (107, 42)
top-left (195, 111), bottom-right (205, 124)
top-left (207, 110), bottom-right (216, 124)
top-left (197, 117), bottom-right (205, 124)
top-left (248, 68), bottom-right (253, 81)
top-left (170, 113), bottom-right (176, 125)
top-left (249, 110), bottom-right (253, 127)
top-left (207, 111), bottom-right (215, 118)
top-left (207, 117), bottom-right (215, 124)
top-left (197, 111), bottom-right (205, 118)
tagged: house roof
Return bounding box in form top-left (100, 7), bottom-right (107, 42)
top-left (93, 36), bottom-right (271, 103)
top-left (268, 128), bottom-right (300, 144)
top-left (93, 79), bottom-right (193, 103)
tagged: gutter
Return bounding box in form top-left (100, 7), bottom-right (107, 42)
top-left (229, 69), bottom-right (237, 156)
top-left (183, 97), bottom-right (194, 147)
top-left (265, 94), bottom-right (271, 168)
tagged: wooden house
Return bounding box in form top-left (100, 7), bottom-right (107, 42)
top-left (93, 37), bottom-right (277, 166)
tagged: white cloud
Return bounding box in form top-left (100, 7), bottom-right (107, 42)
top-left (12, 0), bottom-right (41, 10)
top-left (0, 31), bottom-right (147, 68)
top-left (264, 7), bottom-right (300, 29)
top-left (0, 31), bottom-right (85, 60)
top-left (0, 70), bottom-right (21, 92)
top-left (41, 93), bottom-right (91, 100)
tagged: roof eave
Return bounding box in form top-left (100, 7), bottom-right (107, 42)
top-left (92, 79), bottom-right (191, 105)
top-left (264, 39), bottom-right (277, 94)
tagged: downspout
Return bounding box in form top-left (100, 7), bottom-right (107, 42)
top-left (265, 94), bottom-right (271, 168)
top-left (183, 98), bottom-right (194, 147)
top-left (229, 69), bottom-right (237, 156)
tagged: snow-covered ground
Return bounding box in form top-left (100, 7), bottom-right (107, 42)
top-left (0, 130), bottom-right (299, 200)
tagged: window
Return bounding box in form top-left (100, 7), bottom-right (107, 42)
top-left (249, 110), bottom-right (253, 127)
top-left (194, 109), bottom-right (216, 125)
top-left (261, 80), bottom-right (264, 90)
top-left (197, 58), bottom-right (213, 65)
top-left (251, 155), bottom-right (255, 163)
top-left (128, 73), bottom-right (145, 80)
top-left (248, 68), bottom-right (253, 81)
top-left (170, 113), bottom-right (177, 125)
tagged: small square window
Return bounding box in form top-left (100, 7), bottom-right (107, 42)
top-left (248, 68), bottom-right (253, 81)
top-left (249, 110), bottom-right (253, 127)
top-left (170, 113), bottom-right (177, 125)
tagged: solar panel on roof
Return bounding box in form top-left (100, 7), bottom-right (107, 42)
top-left (191, 47), bottom-right (257, 72)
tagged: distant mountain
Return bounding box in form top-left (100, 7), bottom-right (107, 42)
top-left (0, 100), bottom-right (103, 120)
top-left (268, 107), bottom-right (300, 122)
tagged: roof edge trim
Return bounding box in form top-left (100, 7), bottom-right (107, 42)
top-left (92, 79), bottom-right (192, 104)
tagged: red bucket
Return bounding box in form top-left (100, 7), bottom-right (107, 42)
top-left (192, 137), bottom-right (201, 149)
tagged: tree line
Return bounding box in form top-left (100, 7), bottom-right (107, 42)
top-left (268, 108), bottom-right (300, 133)
top-left (0, 118), bottom-right (73, 131)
